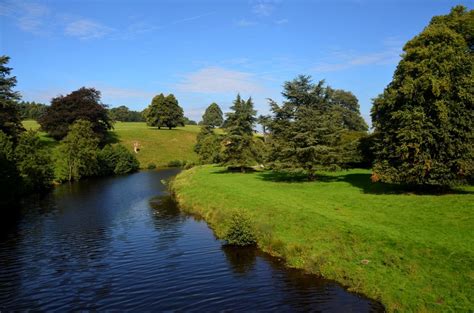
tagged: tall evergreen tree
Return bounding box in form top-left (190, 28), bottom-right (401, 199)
top-left (268, 76), bottom-right (343, 180)
top-left (202, 102), bottom-right (223, 128)
top-left (221, 94), bottom-right (259, 171)
top-left (145, 93), bottom-right (184, 129)
top-left (371, 6), bottom-right (473, 186)
top-left (0, 56), bottom-right (24, 140)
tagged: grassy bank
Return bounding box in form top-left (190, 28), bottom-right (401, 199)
top-left (22, 120), bottom-right (199, 168)
top-left (171, 165), bottom-right (474, 312)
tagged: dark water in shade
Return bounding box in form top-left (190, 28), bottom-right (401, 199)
top-left (0, 169), bottom-right (384, 312)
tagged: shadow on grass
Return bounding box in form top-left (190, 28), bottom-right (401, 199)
top-left (212, 166), bottom-right (258, 174)
top-left (104, 131), bottom-right (120, 144)
top-left (258, 171), bottom-right (473, 195)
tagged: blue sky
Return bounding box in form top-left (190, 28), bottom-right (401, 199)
top-left (1, 0), bottom-right (470, 125)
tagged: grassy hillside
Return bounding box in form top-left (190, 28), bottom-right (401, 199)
top-left (22, 120), bottom-right (199, 168)
top-left (171, 165), bottom-right (474, 312)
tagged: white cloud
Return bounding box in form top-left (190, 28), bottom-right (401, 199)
top-left (252, 0), bottom-right (275, 16)
top-left (313, 49), bottom-right (401, 73)
top-left (237, 18), bottom-right (257, 27)
top-left (99, 86), bottom-right (154, 100)
top-left (1, 1), bottom-right (51, 34)
top-left (176, 67), bottom-right (266, 94)
top-left (65, 19), bottom-right (114, 39)
top-left (275, 18), bottom-right (288, 25)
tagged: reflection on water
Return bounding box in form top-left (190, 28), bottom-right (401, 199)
top-left (0, 169), bottom-right (384, 311)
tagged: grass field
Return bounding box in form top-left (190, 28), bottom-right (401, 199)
top-left (171, 165), bottom-right (474, 312)
top-left (22, 120), bottom-right (199, 168)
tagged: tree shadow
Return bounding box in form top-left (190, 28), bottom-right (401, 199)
top-left (104, 131), bottom-right (120, 144)
top-left (258, 170), bottom-right (473, 195)
top-left (212, 166), bottom-right (258, 174)
top-left (341, 173), bottom-right (474, 195)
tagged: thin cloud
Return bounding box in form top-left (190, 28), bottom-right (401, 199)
top-left (99, 85), bottom-right (155, 100)
top-left (172, 12), bottom-right (215, 25)
top-left (313, 49), bottom-right (401, 73)
top-left (252, 0), bottom-right (276, 16)
top-left (237, 18), bottom-right (257, 27)
top-left (176, 67), bottom-right (267, 94)
top-left (1, 1), bottom-right (51, 34)
top-left (275, 18), bottom-right (288, 25)
top-left (65, 19), bottom-right (114, 39)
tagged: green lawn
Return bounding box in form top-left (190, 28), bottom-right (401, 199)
top-left (171, 165), bottom-right (474, 312)
top-left (22, 120), bottom-right (200, 167)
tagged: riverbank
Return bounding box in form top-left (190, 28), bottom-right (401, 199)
top-left (171, 165), bottom-right (474, 312)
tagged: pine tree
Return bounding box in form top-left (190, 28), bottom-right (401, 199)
top-left (145, 93), bottom-right (184, 129)
top-left (268, 76), bottom-right (343, 180)
top-left (371, 6), bottom-right (473, 186)
top-left (221, 94), bottom-right (259, 172)
top-left (0, 56), bottom-right (24, 140)
top-left (202, 102), bottom-right (223, 128)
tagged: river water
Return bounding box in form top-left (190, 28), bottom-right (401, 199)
top-left (0, 169), bottom-right (383, 311)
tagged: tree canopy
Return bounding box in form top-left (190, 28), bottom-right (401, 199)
top-left (202, 102), bottom-right (223, 128)
top-left (0, 56), bottom-right (24, 140)
top-left (108, 105), bottom-right (145, 122)
top-left (371, 5), bottom-right (473, 186)
top-left (38, 87), bottom-right (112, 141)
top-left (56, 120), bottom-right (100, 182)
top-left (144, 93), bottom-right (184, 129)
top-left (221, 94), bottom-right (260, 171)
top-left (268, 76), bottom-right (344, 179)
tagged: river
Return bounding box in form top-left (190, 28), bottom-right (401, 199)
top-left (0, 169), bottom-right (383, 311)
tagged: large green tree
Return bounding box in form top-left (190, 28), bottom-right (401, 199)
top-left (56, 120), bottom-right (100, 182)
top-left (38, 87), bottom-right (112, 141)
top-left (0, 56), bottom-right (24, 140)
top-left (0, 131), bottom-right (21, 205)
top-left (268, 76), bottom-right (343, 179)
top-left (144, 93), bottom-right (184, 129)
top-left (371, 6), bottom-right (473, 186)
top-left (194, 125), bottom-right (222, 164)
top-left (328, 88), bottom-right (368, 131)
top-left (202, 102), bottom-right (223, 128)
top-left (15, 130), bottom-right (54, 191)
top-left (221, 94), bottom-right (260, 171)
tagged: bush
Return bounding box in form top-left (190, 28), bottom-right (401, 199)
top-left (97, 144), bottom-right (140, 176)
top-left (224, 211), bottom-right (256, 246)
top-left (147, 162), bottom-right (157, 170)
top-left (167, 159), bottom-right (186, 167)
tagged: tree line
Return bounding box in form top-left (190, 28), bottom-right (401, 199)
top-left (194, 6), bottom-right (473, 187)
top-left (0, 62), bottom-right (140, 206)
top-left (0, 5), bottom-right (471, 196)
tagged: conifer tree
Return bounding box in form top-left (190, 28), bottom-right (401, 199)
top-left (221, 94), bottom-right (259, 172)
top-left (371, 6), bottom-right (473, 186)
top-left (0, 56), bottom-right (24, 140)
top-left (202, 102), bottom-right (223, 128)
top-left (268, 76), bottom-right (343, 180)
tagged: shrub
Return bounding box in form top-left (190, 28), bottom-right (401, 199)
top-left (167, 159), bottom-right (185, 167)
top-left (97, 144), bottom-right (140, 176)
top-left (147, 162), bottom-right (157, 170)
top-left (224, 211), bottom-right (256, 246)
